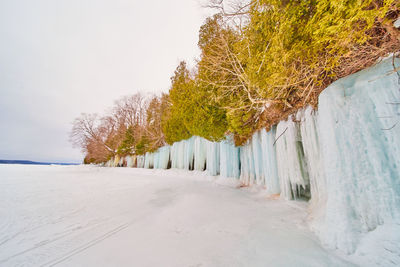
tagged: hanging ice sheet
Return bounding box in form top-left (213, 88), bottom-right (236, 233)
top-left (194, 137), bottom-right (207, 171)
top-left (314, 57), bottom-right (400, 256)
top-left (259, 127), bottom-right (280, 194)
top-left (171, 140), bottom-right (184, 169)
top-left (136, 155), bottom-right (145, 168)
top-left (170, 137), bottom-right (195, 170)
top-left (153, 152), bottom-right (160, 169)
top-left (153, 146), bottom-right (170, 169)
top-left (183, 137), bottom-right (195, 170)
top-left (220, 137), bottom-right (240, 178)
top-left (206, 140), bottom-right (220, 176)
top-left (252, 131), bottom-right (265, 185)
top-left (275, 115), bottom-right (309, 200)
top-left (298, 107), bottom-right (325, 203)
top-left (126, 156), bottom-right (134, 168)
top-left (144, 152), bottom-right (154, 169)
top-left (240, 142), bottom-right (255, 185)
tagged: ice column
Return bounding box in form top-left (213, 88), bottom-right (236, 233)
top-left (240, 142), bottom-right (256, 185)
top-left (251, 131), bottom-right (264, 185)
top-left (126, 156), bottom-right (134, 167)
top-left (170, 142), bottom-right (178, 169)
top-left (119, 157), bottom-right (124, 167)
top-left (260, 127), bottom-right (280, 194)
top-left (153, 152), bottom-right (160, 169)
top-left (206, 140), bottom-right (220, 175)
top-left (144, 152), bottom-right (153, 168)
top-left (220, 137), bottom-right (240, 178)
top-left (156, 146), bottom-right (170, 169)
top-left (183, 137), bottom-right (195, 170)
top-left (194, 137), bottom-right (207, 171)
top-left (298, 107), bottom-right (325, 203)
top-left (275, 116), bottom-right (309, 200)
top-left (136, 155), bottom-right (145, 168)
top-left (171, 140), bottom-right (185, 169)
top-left (170, 137), bottom-right (195, 170)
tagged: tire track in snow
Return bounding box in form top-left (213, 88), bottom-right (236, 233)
top-left (40, 220), bottom-right (137, 267)
top-left (0, 208), bottom-right (85, 248)
top-left (0, 218), bottom-right (108, 265)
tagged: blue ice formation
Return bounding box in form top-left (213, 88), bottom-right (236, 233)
top-left (206, 140), bottom-right (220, 176)
top-left (314, 57), bottom-right (400, 256)
top-left (194, 137), bottom-right (207, 171)
top-left (107, 58), bottom-right (400, 262)
top-left (170, 137), bottom-right (195, 170)
top-left (153, 146), bottom-right (170, 169)
top-left (239, 127), bottom-right (281, 194)
top-left (259, 128), bottom-right (280, 194)
top-left (136, 155), bottom-right (145, 168)
top-left (239, 140), bottom-right (255, 185)
top-left (220, 137), bottom-right (240, 178)
top-left (126, 156), bottom-right (134, 167)
top-left (275, 115), bottom-right (310, 200)
top-left (144, 152), bottom-right (154, 169)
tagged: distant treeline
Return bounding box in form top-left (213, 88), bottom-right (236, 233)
top-left (71, 0), bottom-right (400, 164)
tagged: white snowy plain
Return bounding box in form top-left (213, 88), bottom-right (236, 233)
top-left (0, 164), bottom-right (353, 267)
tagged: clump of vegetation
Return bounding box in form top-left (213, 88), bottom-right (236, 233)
top-left (71, 0), bottom-right (400, 162)
top-left (117, 126), bottom-right (135, 156)
top-left (196, 0), bottom-right (400, 143)
top-left (164, 61), bottom-right (228, 144)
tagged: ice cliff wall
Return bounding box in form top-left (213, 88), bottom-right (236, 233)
top-left (112, 58), bottom-right (400, 263)
top-left (313, 57), bottom-right (400, 263)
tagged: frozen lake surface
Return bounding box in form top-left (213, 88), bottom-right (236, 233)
top-left (0, 164), bottom-right (352, 267)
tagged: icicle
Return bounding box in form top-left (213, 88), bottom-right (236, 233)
top-left (170, 142), bottom-right (177, 169)
top-left (171, 140), bottom-right (185, 169)
top-left (144, 152), bottom-right (154, 169)
top-left (132, 155), bottom-right (137, 167)
top-left (157, 146), bottom-right (170, 169)
top-left (206, 140), bottom-right (220, 176)
top-left (183, 137), bottom-right (195, 170)
top-left (220, 137), bottom-right (240, 178)
top-left (260, 127), bottom-right (280, 194)
top-left (239, 145), bottom-right (248, 184)
top-left (153, 151), bottom-right (160, 169)
top-left (178, 140), bottom-right (185, 169)
top-left (119, 156), bottom-right (124, 167)
top-left (194, 137), bottom-right (207, 171)
top-left (251, 131), bottom-right (264, 185)
top-left (298, 107), bottom-right (325, 203)
top-left (275, 116), bottom-right (309, 200)
top-left (240, 142), bottom-right (256, 185)
top-left (137, 155), bottom-right (145, 168)
top-left (126, 156), bottom-right (134, 167)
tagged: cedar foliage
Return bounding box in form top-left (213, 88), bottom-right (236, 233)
top-left (72, 0), bottom-right (400, 162)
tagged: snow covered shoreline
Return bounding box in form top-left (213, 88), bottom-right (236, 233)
top-left (1, 59), bottom-right (399, 266)
top-left (0, 164), bottom-right (354, 267)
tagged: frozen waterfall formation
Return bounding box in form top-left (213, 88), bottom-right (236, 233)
top-left (106, 58), bottom-right (400, 262)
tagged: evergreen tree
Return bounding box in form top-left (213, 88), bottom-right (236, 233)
top-left (117, 125), bottom-right (135, 155)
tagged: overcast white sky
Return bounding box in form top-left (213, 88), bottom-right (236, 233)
top-left (0, 0), bottom-right (213, 163)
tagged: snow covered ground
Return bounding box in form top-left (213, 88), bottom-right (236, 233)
top-left (0, 164), bottom-right (353, 267)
